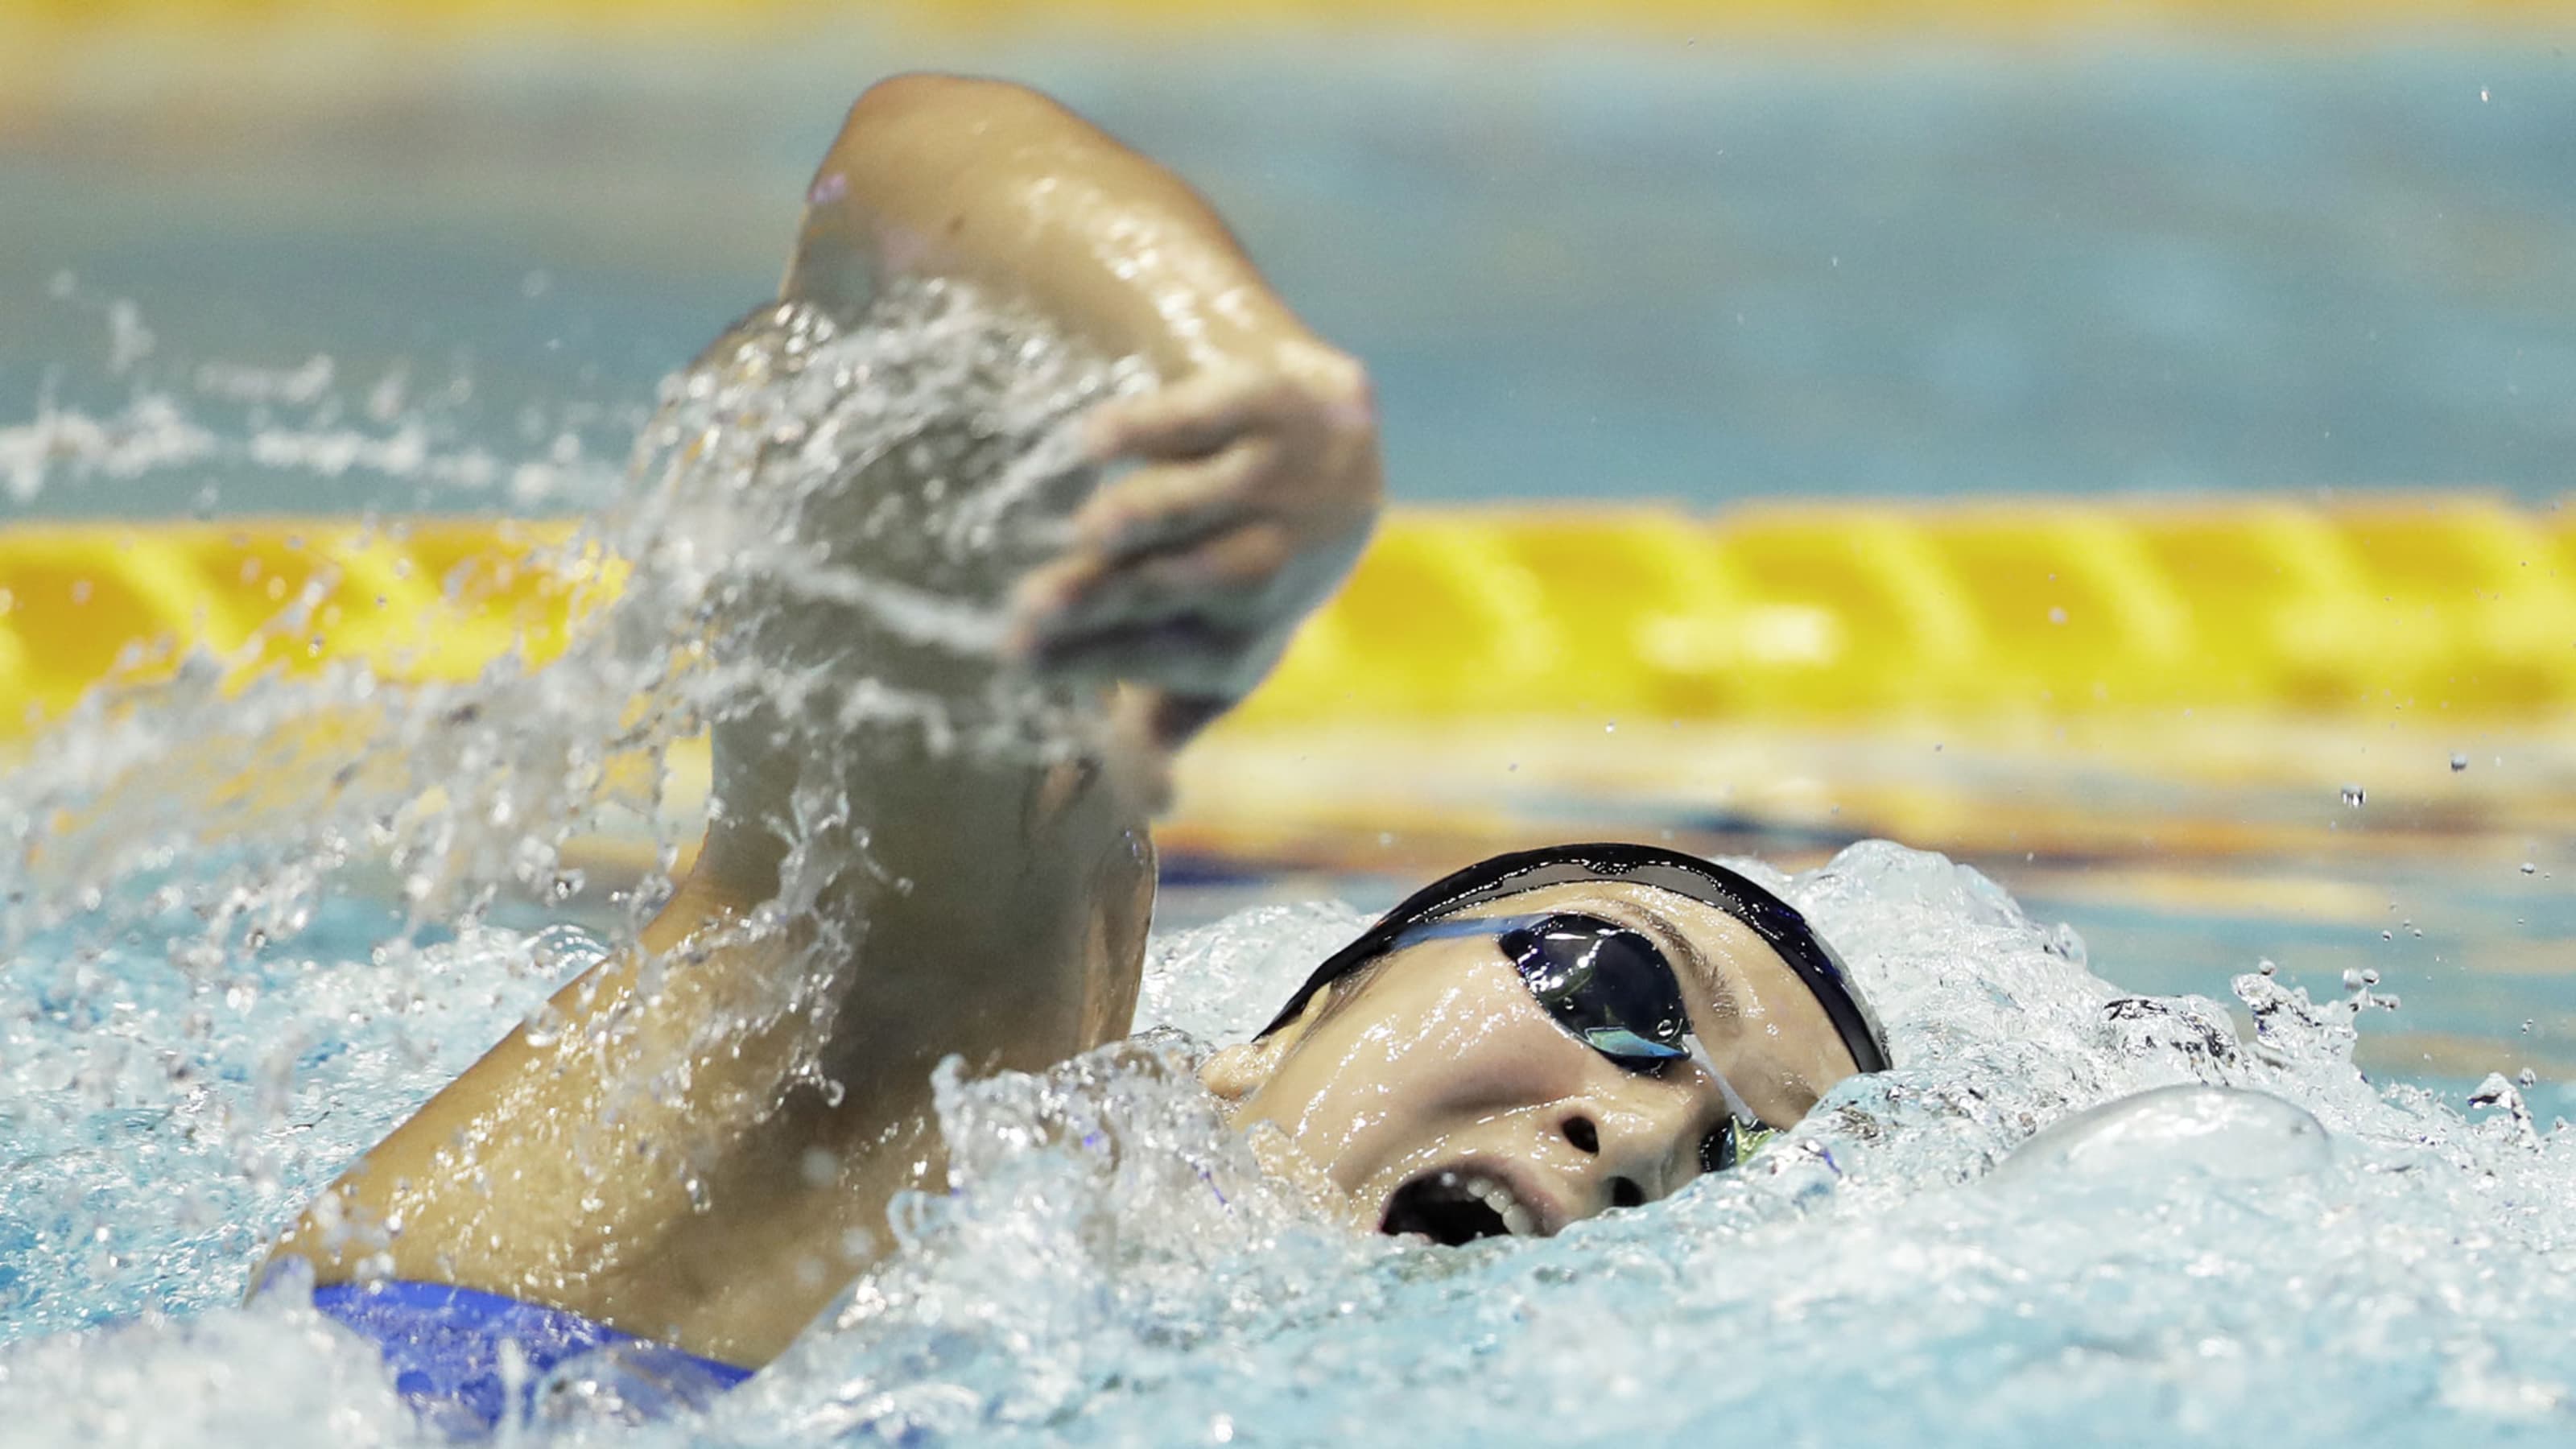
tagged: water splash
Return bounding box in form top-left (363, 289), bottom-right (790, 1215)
top-left (6, 291), bottom-right (2576, 1445)
top-left (682, 844), bottom-right (2576, 1447)
top-left (4, 282), bottom-right (623, 513)
top-left (0, 276), bottom-right (1137, 1364)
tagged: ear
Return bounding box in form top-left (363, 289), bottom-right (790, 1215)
top-left (1199, 992), bottom-right (1331, 1104)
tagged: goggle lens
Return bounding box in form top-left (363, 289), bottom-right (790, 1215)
top-left (1498, 914), bottom-right (1693, 1069)
top-left (1385, 907), bottom-right (1772, 1181)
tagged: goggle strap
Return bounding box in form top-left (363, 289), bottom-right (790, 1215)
top-left (1385, 914), bottom-right (1537, 948)
top-left (1687, 1034), bottom-right (1762, 1130)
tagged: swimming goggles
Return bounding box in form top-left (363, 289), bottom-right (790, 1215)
top-left (1261, 840), bottom-right (1889, 1088)
top-left (1385, 910), bottom-right (1772, 1173)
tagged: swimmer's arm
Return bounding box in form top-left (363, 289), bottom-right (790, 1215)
top-left (263, 757), bottom-right (1153, 1367)
top-left (795, 75), bottom-right (1383, 769)
top-left (263, 79), bottom-right (1374, 1367)
top-left (791, 72), bottom-right (1309, 377)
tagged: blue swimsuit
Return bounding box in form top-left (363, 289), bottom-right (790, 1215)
top-left (311, 1280), bottom-right (753, 1435)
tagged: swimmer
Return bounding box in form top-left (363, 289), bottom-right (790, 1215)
top-left (261, 75), bottom-right (1888, 1430)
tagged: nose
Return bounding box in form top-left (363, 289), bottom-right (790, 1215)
top-left (1554, 1075), bottom-right (1709, 1211)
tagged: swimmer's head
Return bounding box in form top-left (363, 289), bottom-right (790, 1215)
top-left (1199, 844), bottom-right (1886, 1244)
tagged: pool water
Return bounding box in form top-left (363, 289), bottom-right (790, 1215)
top-left (7, 35), bottom-right (2574, 517)
top-left (6, 275), bottom-right (2576, 1447)
top-left (8, 33), bottom-right (2576, 1443)
top-left (12, 840), bottom-right (2576, 1446)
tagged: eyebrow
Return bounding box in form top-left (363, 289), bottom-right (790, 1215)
top-left (1599, 897), bottom-right (1736, 1028)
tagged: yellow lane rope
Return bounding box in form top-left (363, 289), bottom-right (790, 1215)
top-left (2, 499), bottom-right (2570, 743)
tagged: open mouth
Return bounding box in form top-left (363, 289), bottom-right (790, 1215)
top-left (1378, 1167), bottom-right (1542, 1245)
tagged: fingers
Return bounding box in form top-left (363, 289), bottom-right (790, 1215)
top-left (1067, 439), bottom-right (1275, 559)
top-left (1068, 520), bottom-right (1295, 629)
top-left (1006, 514), bottom-right (1307, 708)
top-left (1024, 613), bottom-right (1273, 701)
top-left (1010, 518), bottom-right (1294, 652)
top-left (1011, 343), bottom-right (1380, 704)
top-left (1083, 368), bottom-right (1282, 464)
top-left (1084, 349), bottom-right (1372, 467)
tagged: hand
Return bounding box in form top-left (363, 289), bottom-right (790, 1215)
top-left (1005, 341), bottom-right (1382, 744)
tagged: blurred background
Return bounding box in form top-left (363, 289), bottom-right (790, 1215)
top-left (2, 0), bottom-right (2573, 1099)
top-left (4, 0), bottom-right (2570, 518)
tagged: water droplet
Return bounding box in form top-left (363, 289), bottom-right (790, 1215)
top-left (2257, 958), bottom-right (2277, 976)
top-left (2046, 605), bottom-right (2067, 625)
top-left (2520, 1068), bottom-right (2538, 1088)
top-left (2523, 861), bottom-right (2539, 875)
top-left (2450, 753), bottom-right (2470, 772)
top-left (2342, 968), bottom-right (2366, 990)
top-left (2341, 786), bottom-right (2366, 807)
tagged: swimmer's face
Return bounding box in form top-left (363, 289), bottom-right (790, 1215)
top-left (1199, 881), bottom-right (1862, 1242)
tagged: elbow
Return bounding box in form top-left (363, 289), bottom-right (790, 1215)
top-left (840, 72), bottom-right (1059, 142)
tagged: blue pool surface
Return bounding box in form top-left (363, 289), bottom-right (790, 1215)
top-left (10, 839), bottom-right (2576, 1446)
top-left (5, 27), bottom-right (2576, 1447)
top-left (4, 36), bottom-right (2574, 517)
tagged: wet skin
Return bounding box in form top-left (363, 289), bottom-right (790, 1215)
top-left (1203, 881), bottom-right (1865, 1238)
top-left (261, 73), bottom-right (1854, 1371)
top-left (265, 72), bottom-right (1381, 1367)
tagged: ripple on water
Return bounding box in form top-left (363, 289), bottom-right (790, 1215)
top-left (5, 290), bottom-right (2574, 1443)
top-left (6, 840), bottom-right (2576, 1446)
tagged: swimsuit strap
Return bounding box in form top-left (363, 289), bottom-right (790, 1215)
top-left (310, 1279), bottom-right (753, 1435)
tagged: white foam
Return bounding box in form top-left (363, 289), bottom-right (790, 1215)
top-left (6, 291), bottom-right (2572, 1445)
